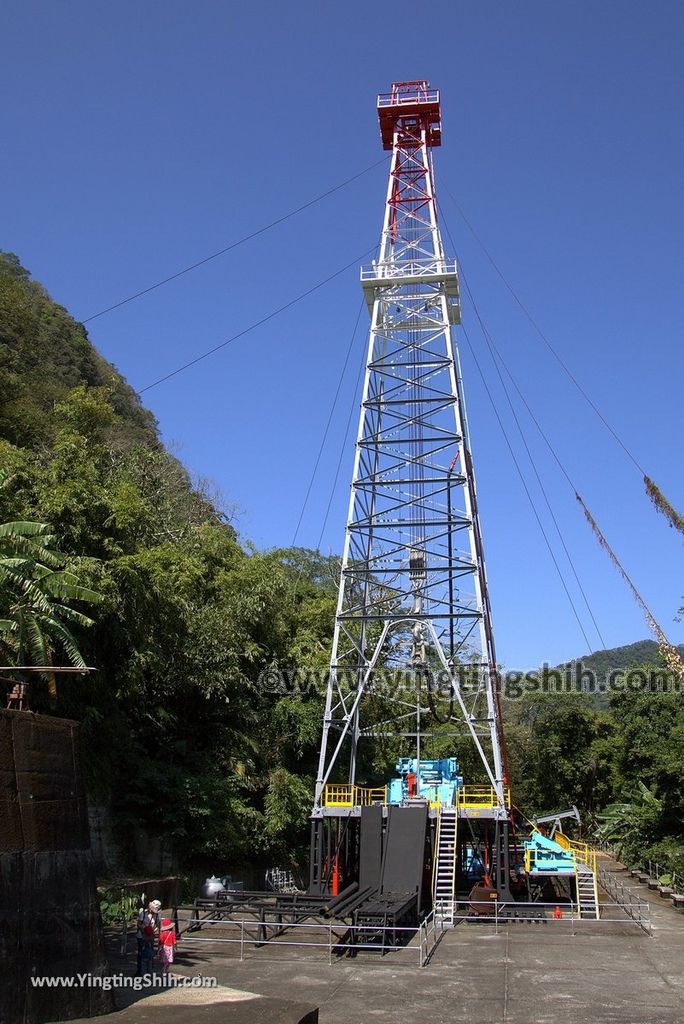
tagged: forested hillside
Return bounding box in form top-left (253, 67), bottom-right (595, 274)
top-left (0, 250), bottom-right (334, 872)
top-left (558, 639), bottom-right (684, 683)
top-left (0, 252), bottom-right (156, 448)
top-left (1, 250), bottom-right (682, 878)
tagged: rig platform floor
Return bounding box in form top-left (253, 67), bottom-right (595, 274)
top-left (79, 858), bottom-right (684, 1024)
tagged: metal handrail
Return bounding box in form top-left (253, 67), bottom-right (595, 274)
top-left (377, 90), bottom-right (439, 107)
top-left (597, 842), bottom-right (684, 894)
top-left (360, 259), bottom-right (457, 281)
top-left (436, 897), bottom-right (650, 934)
top-left (176, 911), bottom-right (439, 967)
top-left (169, 898), bottom-right (650, 970)
top-left (322, 782), bottom-right (512, 810)
top-left (568, 838), bottom-right (597, 875)
top-left (457, 785), bottom-right (511, 809)
top-left (646, 858), bottom-right (684, 891)
top-left (418, 907), bottom-right (441, 966)
top-left (322, 784), bottom-right (388, 807)
top-left (597, 867), bottom-right (652, 935)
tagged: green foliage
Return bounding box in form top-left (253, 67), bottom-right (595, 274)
top-left (504, 680), bottom-right (684, 874)
top-left (0, 252), bottom-right (335, 870)
top-left (264, 768), bottom-right (314, 853)
top-left (0, 251), bottom-right (156, 449)
top-left (647, 839), bottom-right (684, 882)
top-left (505, 693), bottom-right (616, 816)
top-left (556, 639), bottom-right (684, 686)
top-left (0, 399), bottom-right (330, 864)
top-left (99, 888), bottom-right (139, 925)
top-left (0, 516), bottom-right (101, 673)
top-left (1, 250), bottom-right (683, 881)
top-left (595, 781), bottom-right (663, 862)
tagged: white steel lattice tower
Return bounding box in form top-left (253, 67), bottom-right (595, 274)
top-left (314, 82), bottom-right (506, 815)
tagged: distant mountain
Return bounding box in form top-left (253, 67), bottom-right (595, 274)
top-left (0, 250), bottom-right (158, 449)
top-left (558, 639), bottom-right (684, 681)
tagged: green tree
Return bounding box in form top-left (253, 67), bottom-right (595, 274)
top-left (0, 517), bottom-right (101, 697)
top-left (595, 782), bottom-right (663, 863)
top-left (505, 693), bottom-right (615, 817)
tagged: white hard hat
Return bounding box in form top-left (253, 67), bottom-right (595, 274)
top-left (149, 899), bottom-right (162, 911)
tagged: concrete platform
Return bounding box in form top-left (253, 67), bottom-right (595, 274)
top-left (191, 923), bottom-right (684, 1024)
top-left (66, 980), bottom-right (318, 1024)
top-left (101, 986), bottom-right (318, 1024)
top-left (62, 858), bottom-right (684, 1024)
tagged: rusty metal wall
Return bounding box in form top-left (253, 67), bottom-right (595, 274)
top-left (0, 710), bottom-right (113, 1024)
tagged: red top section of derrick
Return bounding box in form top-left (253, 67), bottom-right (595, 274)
top-left (377, 81), bottom-right (441, 150)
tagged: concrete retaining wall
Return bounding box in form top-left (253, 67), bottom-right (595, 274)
top-left (0, 709), bottom-right (113, 1024)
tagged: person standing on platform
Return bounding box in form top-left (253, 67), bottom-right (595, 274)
top-left (136, 899), bottom-right (161, 975)
top-left (407, 770), bottom-right (417, 798)
top-left (158, 918), bottom-right (177, 975)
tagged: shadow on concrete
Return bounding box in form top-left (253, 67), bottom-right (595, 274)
top-left (93, 928), bottom-right (318, 1024)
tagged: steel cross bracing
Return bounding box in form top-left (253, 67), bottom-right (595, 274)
top-left (314, 83), bottom-right (505, 813)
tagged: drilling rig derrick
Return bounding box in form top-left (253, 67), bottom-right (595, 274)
top-left (310, 82), bottom-right (512, 916)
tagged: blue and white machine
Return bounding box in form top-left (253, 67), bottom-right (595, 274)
top-left (523, 829), bottom-right (575, 874)
top-left (388, 756), bottom-right (463, 806)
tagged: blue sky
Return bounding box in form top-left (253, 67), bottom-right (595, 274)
top-left (2, 1), bottom-right (682, 667)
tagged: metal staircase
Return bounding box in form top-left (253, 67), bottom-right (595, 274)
top-left (575, 861), bottom-right (600, 919)
top-left (433, 807), bottom-right (457, 920)
top-left (550, 831), bottom-right (600, 920)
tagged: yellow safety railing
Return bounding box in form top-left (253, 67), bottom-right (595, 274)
top-left (322, 784), bottom-right (387, 808)
top-left (322, 784), bottom-right (354, 807)
top-left (524, 836), bottom-right (599, 875)
top-left (457, 786), bottom-right (511, 810)
top-left (568, 838), bottom-right (597, 874)
top-left (359, 786), bottom-right (388, 806)
top-left (524, 844), bottom-right (577, 874)
top-left (323, 783), bottom-right (516, 811)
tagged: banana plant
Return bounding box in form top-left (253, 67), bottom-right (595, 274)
top-left (594, 781), bottom-right (662, 860)
top-left (0, 518), bottom-right (101, 697)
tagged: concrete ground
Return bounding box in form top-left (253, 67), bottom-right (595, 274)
top-left (71, 859), bottom-right (684, 1024)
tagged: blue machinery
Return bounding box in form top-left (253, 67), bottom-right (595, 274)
top-left (524, 830), bottom-right (576, 874)
top-left (523, 829), bottom-right (601, 918)
top-left (388, 757), bottom-right (463, 807)
top-left (309, 754), bottom-right (600, 919)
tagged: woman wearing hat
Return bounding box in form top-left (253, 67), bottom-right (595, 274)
top-left (136, 899), bottom-right (161, 975)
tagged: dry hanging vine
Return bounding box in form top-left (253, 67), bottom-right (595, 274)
top-left (577, 494), bottom-right (684, 682)
top-left (644, 476), bottom-right (684, 537)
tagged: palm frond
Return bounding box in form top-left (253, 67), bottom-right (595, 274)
top-left (0, 540), bottom-right (61, 567)
top-left (13, 579), bottom-right (56, 615)
top-left (40, 616), bottom-right (88, 669)
top-left (1, 569), bottom-right (57, 614)
top-left (0, 517), bottom-right (102, 671)
top-left (42, 572), bottom-right (103, 604)
top-left (26, 614), bottom-right (49, 667)
top-left (50, 603), bottom-right (96, 629)
top-left (0, 557), bottom-right (39, 573)
top-left (0, 521), bottom-right (53, 540)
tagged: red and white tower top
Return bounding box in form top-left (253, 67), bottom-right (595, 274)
top-left (377, 80), bottom-right (442, 150)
